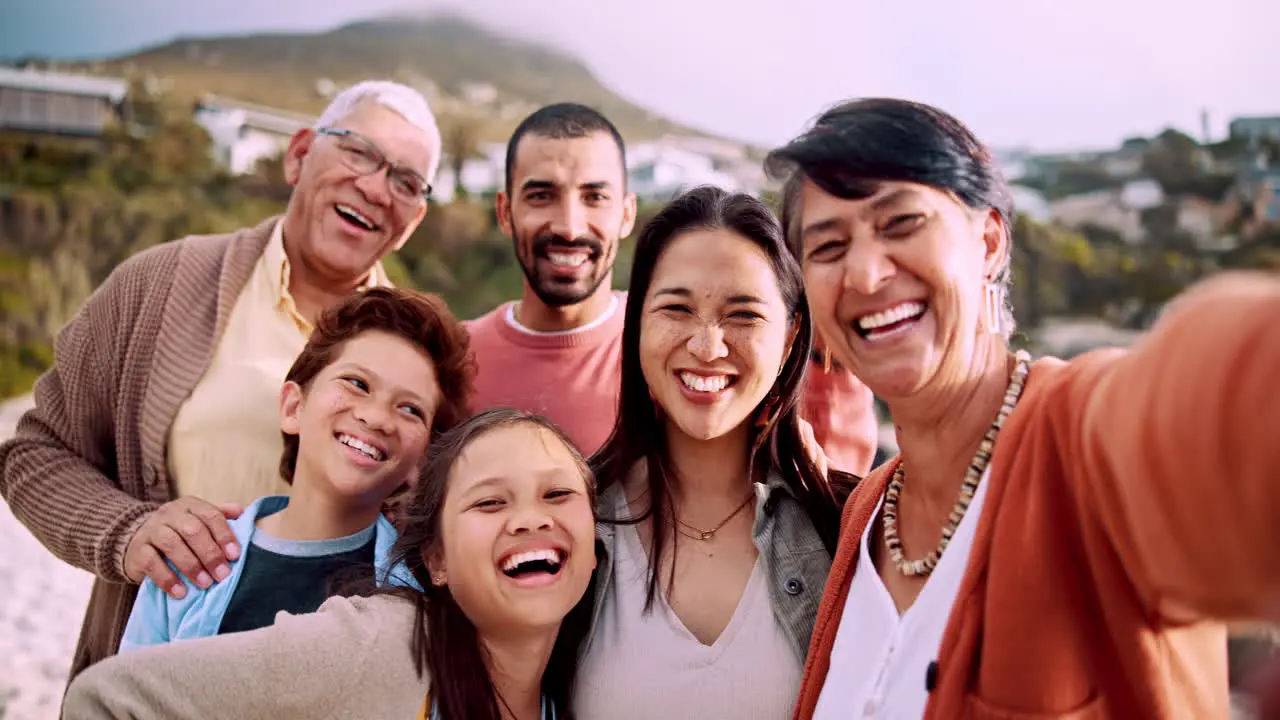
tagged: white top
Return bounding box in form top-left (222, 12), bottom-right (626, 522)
top-left (573, 494), bottom-right (803, 719)
top-left (811, 469), bottom-right (991, 720)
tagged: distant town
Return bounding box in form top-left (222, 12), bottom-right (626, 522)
top-left (2, 64), bottom-right (1277, 247)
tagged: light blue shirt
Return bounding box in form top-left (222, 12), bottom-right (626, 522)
top-left (119, 495), bottom-right (418, 652)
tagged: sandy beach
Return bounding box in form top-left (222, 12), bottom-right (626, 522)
top-left (1, 395), bottom-right (96, 720)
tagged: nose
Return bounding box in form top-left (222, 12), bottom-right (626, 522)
top-left (508, 504), bottom-right (555, 535)
top-left (353, 165), bottom-right (393, 207)
top-left (687, 321), bottom-right (729, 363)
top-left (352, 398), bottom-right (394, 434)
top-left (842, 238), bottom-right (896, 295)
top-left (548, 197), bottom-right (589, 241)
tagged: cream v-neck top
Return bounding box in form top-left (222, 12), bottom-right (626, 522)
top-left (573, 493), bottom-right (803, 719)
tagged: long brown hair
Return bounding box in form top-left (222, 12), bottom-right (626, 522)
top-left (591, 186), bottom-right (854, 611)
top-left (375, 407), bottom-right (597, 720)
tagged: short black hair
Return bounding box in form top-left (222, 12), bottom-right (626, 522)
top-left (765, 97), bottom-right (1015, 330)
top-left (504, 103), bottom-right (627, 195)
top-left (766, 97), bottom-right (1012, 246)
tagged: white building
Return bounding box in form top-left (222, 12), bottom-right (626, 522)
top-left (1049, 179), bottom-right (1165, 244)
top-left (627, 141), bottom-right (743, 202)
top-left (192, 95), bottom-right (314, 175)
top-left (0, 66), bottom-right (129, 137)
top-left (1009, 185), bottom-right (1051, 223)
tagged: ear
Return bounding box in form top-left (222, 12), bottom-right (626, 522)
top-left (423, 547), bottom-right (447, 587)
top-left (496, 191), bottom-right (514, 238)
top-left (619, 191), bottom-right (638, 239)
top-left (981, 209), bottom-right (1009, 279)
top-left (393, 203), bottom-right (427, 251)
top-left (279, 381), bottom-right (305, 436)
top-left (282, 129), bottom-right (317, 187)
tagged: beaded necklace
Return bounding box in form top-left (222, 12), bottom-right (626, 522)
top-left (882, 350), bottom-right (1032, 577)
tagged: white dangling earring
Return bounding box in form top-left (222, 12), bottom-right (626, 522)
top-left (985, 282), bottom-right (1003, 336)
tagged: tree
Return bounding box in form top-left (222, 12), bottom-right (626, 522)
top-left (439, 111), bottom-right (490, 199)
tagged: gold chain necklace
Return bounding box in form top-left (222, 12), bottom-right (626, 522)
top-left (882, 350), bottom-right (1031, 577)
top-left (675, 492), bottom-right (755, 541)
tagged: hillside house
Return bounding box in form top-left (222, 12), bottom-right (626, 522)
top-left (1233, 163), bottom-right (1280, 230)
top-left (627, 142), bottom-right (741, 202)
top-left (1229, 116), bottom-right (1280, 146)
top-left (1009, 185), bottom-right (1052, 223)
top-left (192, 95), bottom-right (314, 175)
top-left (0, 66), bottom-right (129, 137)
top-left (1049, 179), bottom-right (1165, 244)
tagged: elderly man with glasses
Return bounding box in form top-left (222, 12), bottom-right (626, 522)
top-left (0, 80), bottom-right (442, 680)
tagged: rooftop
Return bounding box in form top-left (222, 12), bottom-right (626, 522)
top-left (0, 66), bottom-right (129, 104)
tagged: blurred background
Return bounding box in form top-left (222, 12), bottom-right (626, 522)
top-left (1, 0), bottom-right (1278, 717)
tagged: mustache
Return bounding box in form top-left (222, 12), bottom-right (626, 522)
top-left (531, 233), bottom-right (603, 256)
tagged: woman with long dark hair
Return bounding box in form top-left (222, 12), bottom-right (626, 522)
top-left (63, 408), bottom-right (599, 720)
top-left (767, 97), bottom-right (1280, 718)
top-left (573, 186), bottom-right (857, 719)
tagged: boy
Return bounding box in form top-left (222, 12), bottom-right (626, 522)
top-left (120, 287), bottom-right (475, 650)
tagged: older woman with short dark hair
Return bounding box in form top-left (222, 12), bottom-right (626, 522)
top-left (767, 97), bottom-right (1280, 719)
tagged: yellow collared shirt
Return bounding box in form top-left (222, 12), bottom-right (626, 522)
top-left (166, 220), bottom-right (389, 507)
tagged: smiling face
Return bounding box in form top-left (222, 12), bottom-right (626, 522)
top-left (795, 178), bottom-right (1006, 399)
top-left (427, 423), bottom-right (596, 638)
top-left (282, 101), bottom-right (438, 285)
top-left (639, 227), bottom-right (794, 442)
top-left (281, 330), bottom-right (440, 507)
top-left (497, 132), bottom-right (636, 308)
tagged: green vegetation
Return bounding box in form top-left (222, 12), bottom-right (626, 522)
top-left (0, 93), bottom-right (669, 396)
top-left (2, 87), bottom-right (1276, 397)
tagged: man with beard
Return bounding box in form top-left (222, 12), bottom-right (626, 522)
top-left (464, 103), bottom-right (634, 455)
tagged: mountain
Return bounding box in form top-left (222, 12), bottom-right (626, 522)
top-left (55, 14), bottom-right (719, 145)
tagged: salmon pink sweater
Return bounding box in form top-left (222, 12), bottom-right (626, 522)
top-left (464, 296), bottom-right (626, 456)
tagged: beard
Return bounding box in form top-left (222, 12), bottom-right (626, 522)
top-left (516, 230), bottom-right (616, 308)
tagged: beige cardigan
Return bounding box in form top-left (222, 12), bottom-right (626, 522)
top-left (62, 594), bottom-right (431, 719)
top-left (0, 216), bottom-right (278, 677)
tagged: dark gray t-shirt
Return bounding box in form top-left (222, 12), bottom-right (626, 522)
top-left (218, 518), bottom-right (376, 635)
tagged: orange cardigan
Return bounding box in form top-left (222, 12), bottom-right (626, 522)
top-left (793, 272), bottom-right (1280, 720)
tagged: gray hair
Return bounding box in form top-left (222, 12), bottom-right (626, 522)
top-left (315, 80), bottom-right (443, 182)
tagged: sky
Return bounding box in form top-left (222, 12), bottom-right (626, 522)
top-left (2, 0), bottom-right (1277, 152)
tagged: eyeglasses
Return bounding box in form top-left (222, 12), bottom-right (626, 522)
top-left (316, 127), bottom-right (433, 204)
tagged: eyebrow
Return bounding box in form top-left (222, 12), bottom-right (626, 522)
top-left (520, 179), bottom-right (614, 192)
top-left (869, 187), bottom-right (920, 212)
top-left (651, 287), bottom-right (766, 305)
top-left (332, 362), bottom-right (427, 403)
top-left (800, 188), bottom-right (924, 241)
top-left (462, 467), bottom-right (575, 494)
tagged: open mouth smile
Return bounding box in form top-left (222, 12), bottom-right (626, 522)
top-left (335, 203), bottom-right (380, 232)
top-left (677, 371), bottom-right (735, 394)
top-left (498, 547), bottom-right (568, 588)
top-left (854, 301), bottom-right (928, 341)
top-left (336, 432), bottom-right (387, 462)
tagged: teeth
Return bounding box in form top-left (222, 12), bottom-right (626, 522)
top-left (502, 549), bottom-right (563, 572)
top-left (857, 301), bottom-right (926, 331)
top-left (679, 372), bottom-right (730, 393)
top-left (336, 203), bottom-right (375, 230)
top-left (339, 433), bottom-right (384, 461)
top-left (547, 252), bottom-right (588, 268)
